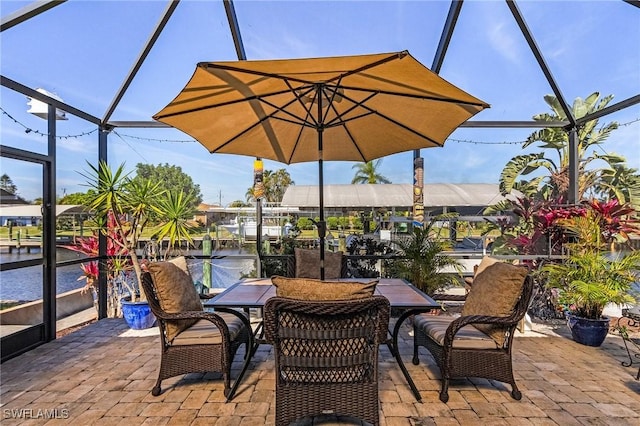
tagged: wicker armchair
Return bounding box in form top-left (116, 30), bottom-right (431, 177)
top-left (264, 296), bottom-right (390, 426)
top-left (141, 271), bottom-right (249, 397)
top-left (413, 266), bottom-right (533, 402)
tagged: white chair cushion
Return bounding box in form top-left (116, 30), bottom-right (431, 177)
top-left (172, 312), bottom-right (244, 346)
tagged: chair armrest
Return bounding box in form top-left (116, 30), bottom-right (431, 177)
top-left (431, 294), bottom-right (466, 302)
top-left (155, 310), bottom-right (236, 335)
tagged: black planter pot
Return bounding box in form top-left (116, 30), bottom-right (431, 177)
top-left (566, 314), bottom-right (610, 347)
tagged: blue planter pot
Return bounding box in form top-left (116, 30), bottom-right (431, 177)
top-left (566, 314), bottom-right (609, 347)
top-left (121, 297), bottom-right (156, 330)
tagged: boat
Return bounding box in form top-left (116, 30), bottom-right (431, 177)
top-left (221, 216), bottom-right (283, 240)
top-left (221, 217), bottom-right (241, 236)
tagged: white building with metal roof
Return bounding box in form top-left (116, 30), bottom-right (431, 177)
top-left (281, 183), bottom-right (508, 216)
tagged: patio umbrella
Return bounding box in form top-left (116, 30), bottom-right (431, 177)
top-left (153, 51), bottom-right (489, 279)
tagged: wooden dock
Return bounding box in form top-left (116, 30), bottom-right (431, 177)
top-left (0, 239), bottom-right (41, 254)
top-left (0, 235), bottom-right (246, 255)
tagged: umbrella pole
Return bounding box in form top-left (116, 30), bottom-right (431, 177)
top-left (316, 86), bottom-right (327, 280)
top-left (318, 128), bottom-right (326, 280)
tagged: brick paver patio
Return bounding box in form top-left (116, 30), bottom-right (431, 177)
top-left (1, 318), bottom-right (639, 425)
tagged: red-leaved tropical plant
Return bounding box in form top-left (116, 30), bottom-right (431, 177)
top-left (585, 199), bottom-right (640, 247)
top-left (62, 210), bottom-right (134, 317)
top-left (487, 196), bottom-right (586, 255)
top-left (505, 197), bottom-right (638, 256)
top-left (483, 196), bottom-right (639, 259)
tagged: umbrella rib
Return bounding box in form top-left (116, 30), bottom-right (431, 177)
top-left (319, 79), bottom-right (345, 127)
top-left (212, 91), bottom-right (318, 162)
top-left (154, 83), bottom-right (483, 122)
top-left (212, 105), bottom-right (318, 162)
top-left (283, 80), bottom-right (318, 164)
top-left (269, 114), bottom-right (318, 129)
top-left (322, 51), bottom-right (410, 85)
top-left (156, 75), bottom-right (270, 112)
top-left (289, 118), bottom-right (308, 165)
top-left (198, 52), bottom-right (408, 87)
top-left (325, 110), bottom-right (375, 129)
top-left (331, 117), bottom-right (367, 162)
top-left (338, 83), bottom-right (488, 108)
top-left (283, 80), bottom-right (320, 127)
top-left (323, 89), bottom-right (378, 128)
top-left (360, 106), bottom-right (444, 147)
top-left (154, 85), bottom-right (308, 120)
top-left (319, 79), bottom-right (368, 162)
top-left (259, 95), bottom-right (319, 128)
top-left (325, 89), bottom-right (445, 148)
top-left (200, 62), bottom-right (322, 86)
top-left (183, 68), bottom-right (296, 161)
top-left (210, 114), bottom-right (286, 160)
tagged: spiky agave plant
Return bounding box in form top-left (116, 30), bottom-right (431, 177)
top-left (81, 161), bottom-right (164, 302)
top-left (153, 189), bottom-right (196, 260)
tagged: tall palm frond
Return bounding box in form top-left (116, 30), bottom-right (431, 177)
top-left (499, 92), bottom-right (630, 202)
top-left (351, 159), bottom-right (391, 184)
top-left (154, 190), bottom-right (196, 258)
top-left (81, 161), bottom-right (129, 217)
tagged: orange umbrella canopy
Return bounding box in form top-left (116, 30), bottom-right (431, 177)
top-left (153, 51), bottom-right (489, 164)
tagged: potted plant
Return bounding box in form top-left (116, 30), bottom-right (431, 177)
top-left (386, 216), bottom-right (463, 297)
top-left (80, 161), bottom-right (196, 328)
top-left (346, 234), bottom-right (393, 278)
top-left (542, 207), bottom-right (640, 346)
top-left (62, 211), bottom-right (136, 318)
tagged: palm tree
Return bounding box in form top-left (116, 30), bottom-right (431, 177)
top-left (268, 169), bottom-right (295, 201)
top-left (594, 160), bottom-right (640, 209)
top-left (154, 189), bottom-right (196, 260)
top-left (387, 217), bottom-right (462, 295)
top-left (246, 168), bottom-right (295, 202)
top-left (499, 92), bottom-right (639, 206)
top-left (351, 159), bottom-right (391, 184)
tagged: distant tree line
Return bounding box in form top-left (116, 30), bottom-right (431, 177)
top-left (0, 173), bottom-right (17, 194)
top-left (59, 163), bottom-right (203, 211)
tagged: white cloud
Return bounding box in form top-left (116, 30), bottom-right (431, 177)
top-left (56, 135), bottom-right (95, 154)
top-left (487, 22), bottom-right (521, 65)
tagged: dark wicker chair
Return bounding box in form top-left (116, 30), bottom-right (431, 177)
top-left (264, 296), bottom-right (390, 426)
top-left (293, 248), bottom-right (346, 279)
top-left (413, 275), bottom-right (534, 402)
top-left (141, 271), bottom-right (249, 397)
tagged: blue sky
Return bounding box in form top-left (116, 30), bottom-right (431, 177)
top-left (1, 0), bottom-right (638, 205)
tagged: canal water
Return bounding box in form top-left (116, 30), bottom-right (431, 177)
top-left (0, 248), bottom-right (256, 302)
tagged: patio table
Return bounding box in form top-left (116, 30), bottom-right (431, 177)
top-left (205, 277), bottom-right (440, 401)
